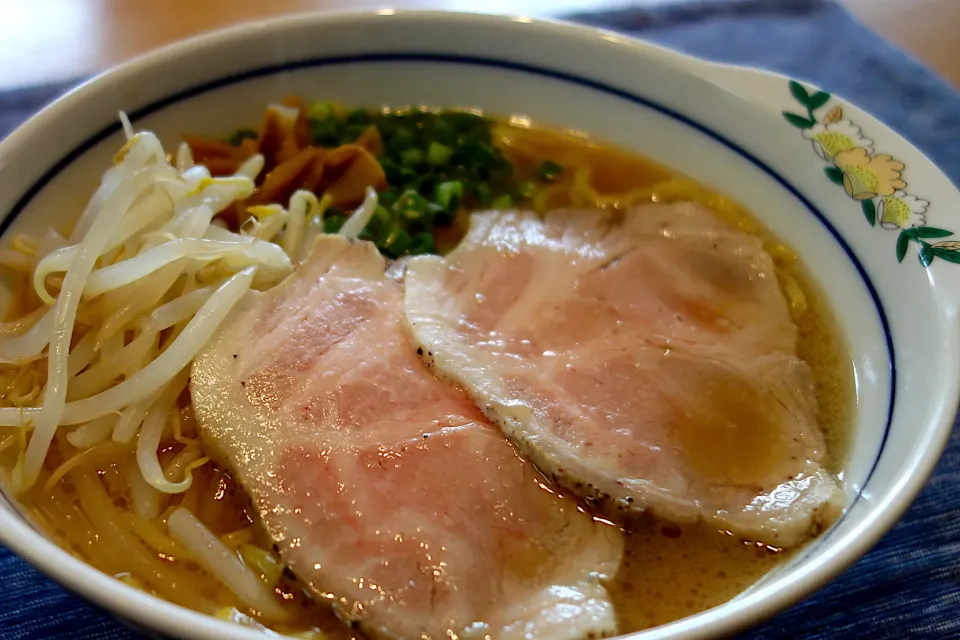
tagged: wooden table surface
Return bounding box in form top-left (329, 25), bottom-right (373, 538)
top-left (0, 0), bottom-right (957, 91)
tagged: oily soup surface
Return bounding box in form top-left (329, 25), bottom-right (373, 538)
top-left (6, 114), bottom-right (854, 637)
top-left (610, 239), bottom-right (853, 630)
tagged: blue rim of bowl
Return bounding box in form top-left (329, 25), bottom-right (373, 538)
top-left (0, 52), bottom-right (895, 537)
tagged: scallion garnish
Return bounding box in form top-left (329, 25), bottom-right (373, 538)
top-left (225, 129), bottom-right (258, 146)
top-left (538, 160), bottom-right (564, 182)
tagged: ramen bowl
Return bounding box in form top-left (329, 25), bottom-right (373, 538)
top-left (0, 10), bottom-right (956, 640)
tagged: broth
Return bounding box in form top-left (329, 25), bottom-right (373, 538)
top-left (2, 111), bottom-right (855, 638)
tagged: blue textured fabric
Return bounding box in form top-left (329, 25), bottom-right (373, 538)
top-left (0, 0), bottom-right (958, 638)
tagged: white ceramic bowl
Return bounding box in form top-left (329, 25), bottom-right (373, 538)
top-left (0, 10), bottom-right (957, 640)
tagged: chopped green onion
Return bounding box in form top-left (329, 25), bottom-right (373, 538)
top-left (460, 140), bottom-right (498, 169)
top-left (323, 215), bottom-right (346, 234)
top-left (377, 190), bottom-right (398, 210)
top-left (378, 158), bottom-right (403, 185)
top-left (339, 124), bottom-right (368, 145)
top-left (427, 141), bottom-right (454, 166)
top-left (538, 160), bottom-right (564, 182)
top-left (376, 117), bottom-right (398, 139)
top-left (224, 129), bottom-right (258, 147)
top-left (366, 205), bottom-right (392, 236)
top-left (394, 191), bottom-right (429, 221)
top-left (400, 148), bottom-right (424, 167)
top-left (409, 232), bottom-right (437, 255)
top-left (345, 108), bottom-right (372, 126)
top-left (434, 181), bottom-right (464, 210)
top-left (430, 119), bottom-right (457, 146)
top-left (307, 102), bottom-right (335, 121)
top-left (475, 183), bottom-right (494, 208)
top-left (443, 111), bottom-right (488, 134)
top-left (301, 107), bottom-right (528, 257)
top-left (382, 227), bottom-right (413, 258)
top-left (310, 120), bottom-right (340, 147)
top-left (417, 175), bottom-right (438, 199)
top-left (386, 127), bottom-right (416, 153)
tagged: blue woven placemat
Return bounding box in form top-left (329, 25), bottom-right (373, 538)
top-left (1, 0), bottom-right (958, 638)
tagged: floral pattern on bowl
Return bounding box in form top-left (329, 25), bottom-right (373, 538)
top-left (783, 81), bottom-right (959, 267)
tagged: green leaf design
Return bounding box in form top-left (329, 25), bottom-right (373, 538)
top-left (932, 247), bottom-right (960, 264)
top-left (807, 91), bottom-right (831, 110)
top-left (789, 81), bottom-right (811, 106)
top-left (824, 166), bottom-right (844, 185)
top-left (896, 232), bottom-right (910, 262)
top-left (783, 77), bottom-right (951, 271)
top-left (782, 111), bottom-right (816, 129)
top-left (912, 226), bottom-right (953, 239)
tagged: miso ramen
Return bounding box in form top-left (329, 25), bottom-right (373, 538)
top-left (0, 98), bottom-right (854, 639)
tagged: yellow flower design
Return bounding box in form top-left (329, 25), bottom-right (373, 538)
top-left (878, 190), bottom-right (929, 230)
top-left (802, 119), bottom-right (872, 162)
top-left (833, 148), bottom-right (906, 201)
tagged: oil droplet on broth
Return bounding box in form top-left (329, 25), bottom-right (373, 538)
top-left (609, 515), bottom-right (792, 632)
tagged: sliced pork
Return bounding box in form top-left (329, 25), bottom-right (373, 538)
top-left (402, 204), bottom-right (844, 547)
top-left (191, 235), bottom-right (624, 640)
